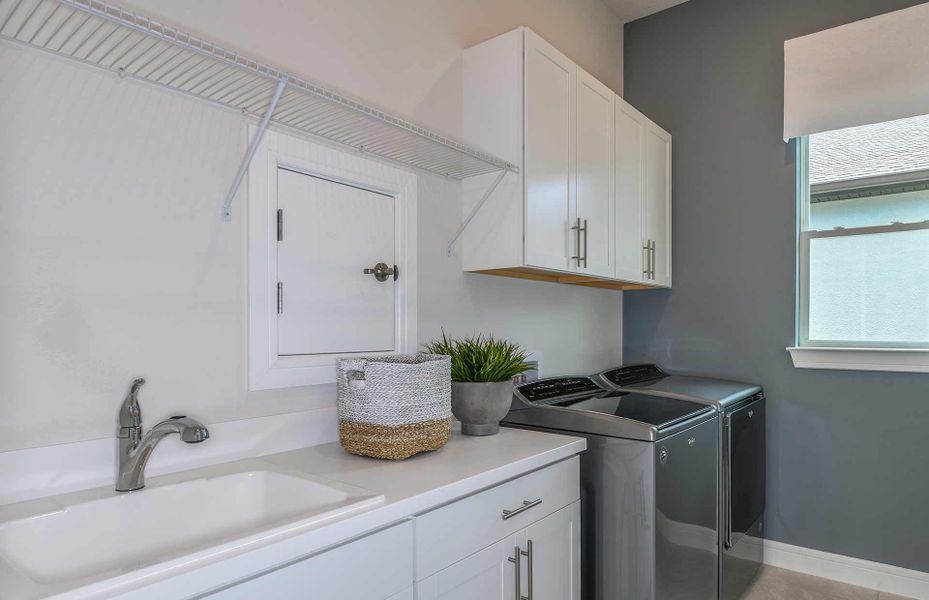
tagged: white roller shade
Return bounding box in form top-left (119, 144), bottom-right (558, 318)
top-left (784, 2), bottom-right (929, 139)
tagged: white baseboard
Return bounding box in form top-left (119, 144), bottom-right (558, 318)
top-left (764, 539), bottom-right (929, 600)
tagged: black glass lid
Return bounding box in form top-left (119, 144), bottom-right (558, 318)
top-left (552, 391), bottom-right (711, 428)
top-left (601, 364), bottom-right (666, 387)
top-left (516, 377), bottom-right (604, 404)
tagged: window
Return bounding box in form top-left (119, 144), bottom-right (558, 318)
top-left (791, 114), bottom-right (929, 372)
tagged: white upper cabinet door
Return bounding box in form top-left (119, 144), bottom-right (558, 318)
top-left (276, 168), bottom-right (396, 355)
top-left (644, 123), bottom-right (672, 287)
top-left (575, 70), bottom-right (615, 278)
top-left (614, 98), bottom-right (647, 284)
top-left (524, 29), bottom-right (576, 272)
top-left (416, 535), bottom-right (517, 600)
top-left (523, 502), bottom-right (581, 600)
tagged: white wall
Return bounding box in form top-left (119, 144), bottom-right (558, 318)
top-left (0, 0), bottom-right (624, 452)
top-left (121, 0), bottom-right (625, 135)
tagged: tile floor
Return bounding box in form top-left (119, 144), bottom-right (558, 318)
top-left (743, 566), bottom-right (916, 600)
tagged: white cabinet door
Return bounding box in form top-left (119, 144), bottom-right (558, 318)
top-left (524, 29), bottom-right (575, 272)
top-left (614, 98), bottom-right (647, 284)
top-left (615, 97), bottom-right (672, 287)
top-left (276, 168), bottom-right (396, 355)
top-left (575, 70), bottom-right (615, 278)
top-left (207, 522), bottom-right (412, 599)
top-left (644, 123), bottom-right (672, 287)
top-left (522, 501), bottom-right (581, 600)
top-left (416, 535), bottom-right (517, 600)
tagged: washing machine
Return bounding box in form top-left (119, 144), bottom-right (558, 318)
top-left (504, 376), bottom-right (720, 600)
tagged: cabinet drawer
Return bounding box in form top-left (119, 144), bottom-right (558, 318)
top-left (414, 456), bottom-right (579, 579)
top-left (207, 521), bottom-right (412, 600)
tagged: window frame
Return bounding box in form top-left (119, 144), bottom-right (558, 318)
top-left (790, 137), bottom-right (929, 372)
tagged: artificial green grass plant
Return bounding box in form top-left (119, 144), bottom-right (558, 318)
top-left (424, 332), bottom-right (532, 382)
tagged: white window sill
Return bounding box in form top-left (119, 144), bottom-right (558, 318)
top-left (787, 347), bottom-right (929, 373)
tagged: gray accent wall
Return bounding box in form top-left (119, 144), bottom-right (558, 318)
top-left (622, 0), bottom-right (929, 572)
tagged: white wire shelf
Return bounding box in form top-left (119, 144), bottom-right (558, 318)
top-left (0, 0), bottom-right (519, 218)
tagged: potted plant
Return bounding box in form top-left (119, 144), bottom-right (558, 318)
top-left (424, 333), bottom-right (532, 436)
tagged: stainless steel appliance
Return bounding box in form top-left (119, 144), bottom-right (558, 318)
top-left (599, 365), bottom-right (765, 600)
top-left (504, 376), bottom-right (720, 600)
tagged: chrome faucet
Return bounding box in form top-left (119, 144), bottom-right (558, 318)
top-left (116, 378), bottom-right (209, 492)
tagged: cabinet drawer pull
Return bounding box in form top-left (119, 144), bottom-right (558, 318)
top-left (502, 498), bottom-right (542, 520)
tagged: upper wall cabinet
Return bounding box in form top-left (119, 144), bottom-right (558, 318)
top-left (523, 31), bottom-right (575, 273)
top-left (461, 28), bottom-right (670, 290)
top-left (575, 69), bottom-right (616, 279)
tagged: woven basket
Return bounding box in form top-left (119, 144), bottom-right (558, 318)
top-left (337, 353), bottom-right (451, 460)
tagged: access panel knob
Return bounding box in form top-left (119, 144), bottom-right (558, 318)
top-left (363, 262), bottom-right (397, 282)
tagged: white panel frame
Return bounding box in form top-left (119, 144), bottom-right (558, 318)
top-left (248, 127), bottom-right (417, 391)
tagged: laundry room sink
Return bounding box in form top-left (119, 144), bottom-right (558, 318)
top-left (0, 466), bottom-right (384, 588)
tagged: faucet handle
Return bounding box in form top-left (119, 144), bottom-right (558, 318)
top-left (119, 378), bottom-right (145, 429)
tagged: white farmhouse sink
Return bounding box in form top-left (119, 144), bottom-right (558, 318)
top-left (0, 465), bottom-right (383, 592)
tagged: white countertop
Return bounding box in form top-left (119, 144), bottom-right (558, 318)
top-left (1, 427), bottom-right (584, 600)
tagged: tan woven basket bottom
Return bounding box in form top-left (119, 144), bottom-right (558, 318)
top-left (339, 418), bottom-right (451, 460)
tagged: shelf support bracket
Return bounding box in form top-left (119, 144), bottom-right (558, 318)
top-left (222, 76), bottom-right (289, 222)
top-left (446, 166), bottom-right (510, 256)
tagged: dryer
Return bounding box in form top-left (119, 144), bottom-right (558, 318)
top-left (599, 364), bottom-right (766, 600)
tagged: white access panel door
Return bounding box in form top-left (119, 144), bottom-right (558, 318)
top-left (644, 123), bottom-right (672, 287)
top-left (615, 98), bottom-right (647, 284)
top-left (276, 168), bottom-right (396, 355)
top-left (524, 29), bottom-right (576, 273)
top-left (575, 69), bottom-right (615, 278)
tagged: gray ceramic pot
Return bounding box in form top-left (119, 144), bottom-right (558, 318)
top-left (451, 381), bottom-right (512, 436)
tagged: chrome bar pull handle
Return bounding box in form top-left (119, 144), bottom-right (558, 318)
top-left (643, 240), bottom-right (651, 278)
top-left (582, 219), bottom-right (588, 268)
top-left (571, 218), bottom-right (582, 266)
top-left (525, 540), bottom-right (534, 600)
top-left (502, 498), bottom-right (542, 520)
top-left (652, 240), bottom-right (658, 279)
top-left (508, 546), bottom-right (526, 600)
top-left (647, 240), bottom-right (655, 279)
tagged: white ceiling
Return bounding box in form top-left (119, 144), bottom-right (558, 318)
top-left (603, 0), bottom-right (689, 23)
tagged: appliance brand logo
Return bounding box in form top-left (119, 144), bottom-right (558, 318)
top-left (688, 437), bottom-right (696, 446)
top-left (659, 447), bottom-right (669, 464)
top-left (748, 410), bottom-right (754, 418)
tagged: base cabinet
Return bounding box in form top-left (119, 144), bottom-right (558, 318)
top-left (524, 502), bottom-right (581, 600)
top-left (204, 459), bottom-right (580, 600)
top-left (417, 502), bottom-right (581, 600)
top-left (416, 535), bottom-right (519, 600)
top-left (205, 521), bottom-right (412, 600)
